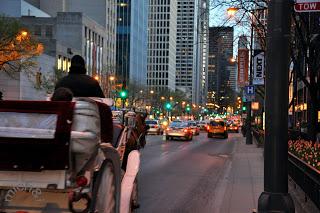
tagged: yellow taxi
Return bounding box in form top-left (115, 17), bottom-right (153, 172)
top-left (207, 120), bottom-right (228, 139)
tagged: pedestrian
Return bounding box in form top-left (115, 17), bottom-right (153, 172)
top-left (55, 55), bottom-right (105, 98)
top-left (51, 87), bottom-right (73, 101)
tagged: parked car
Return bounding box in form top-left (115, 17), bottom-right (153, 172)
top-left (146, 120), bottom-right (162, 135)
top-left (207, 120), bottom-right (228, 139)
top-left (187, 121), bottom-right (200, 135)
top-left (165, 122), bottom-right (193, 141)
top-left (227, 123), bottom-right (239, 133)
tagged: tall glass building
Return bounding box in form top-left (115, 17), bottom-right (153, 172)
top-left (116, 0), bottom-right (148, 85)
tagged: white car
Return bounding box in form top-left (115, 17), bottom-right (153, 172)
top-left (146, 120), bottom-right (162, 135)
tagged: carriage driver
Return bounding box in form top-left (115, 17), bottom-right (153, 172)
top-left (55, 55), bottom-right (105, 98)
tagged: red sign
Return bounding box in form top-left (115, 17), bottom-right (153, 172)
top-left (295, 0), bottom-right (320, 12)
top-left (238, 48), bottom-right (249, 87)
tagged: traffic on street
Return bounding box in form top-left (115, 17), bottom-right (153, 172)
top-left (139, 132), bottom-right (239, 213)
top-left (0, 0), bottom-right (319, 212)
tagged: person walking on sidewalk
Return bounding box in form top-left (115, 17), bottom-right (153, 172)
top-left (55, 55), bottom-right (105, 98)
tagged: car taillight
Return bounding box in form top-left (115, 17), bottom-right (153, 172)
top-left (166, 128), bottom-right (171, 131)
top-left (224, 127), bottom-right (227, 131)
top-left (207, 126), bottom-right (210, 130)
top-left (76, 175), bottom-right (88, 187)
top-left (154, 125), bottom-right (158, 128)
top-left (183, 128), bottom-right (190, 133)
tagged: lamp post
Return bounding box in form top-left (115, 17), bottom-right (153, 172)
top-left (245, 19), bottom-right (254, 145)
top-left (257, 0), bottom-right (294, 211)
top-left (227, 7), bottom-right (255, 144)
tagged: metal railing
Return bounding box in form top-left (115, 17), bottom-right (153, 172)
top-left (251, 129), bottom-right (320, 210)
top-left (251, 127), bottom-right (264, 147)
top-left (288, 152), bottom-right (320, 210)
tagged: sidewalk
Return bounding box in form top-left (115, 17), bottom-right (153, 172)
top-left (218, 136), bottom-right (263, 213)
top-left (216, 136), bottom-right (319, 213)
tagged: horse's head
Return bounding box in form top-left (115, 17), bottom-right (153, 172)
top-left (135, 113), bottom-right (147, 134)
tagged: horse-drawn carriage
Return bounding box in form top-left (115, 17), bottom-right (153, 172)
top-left (0, 97), bottom-right (146, 213)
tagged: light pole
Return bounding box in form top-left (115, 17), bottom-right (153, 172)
top-left (257, 0), bottom-right (294, 211)
top-left (227, 7), bottom-right (255, 144)
top-left (245, 21), bottom-right (254, 145)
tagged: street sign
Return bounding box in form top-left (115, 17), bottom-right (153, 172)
top-left (294, 0), bottom-right (320, 12)
top-left (253, 50), bottom-right (265, 85)
top-left (245, 85), bottom-right (255, 95)
top-left (243, 86), bottom-right (255, 102)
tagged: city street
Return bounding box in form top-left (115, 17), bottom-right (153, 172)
top-left (138, 132), bottom-right (256, 213)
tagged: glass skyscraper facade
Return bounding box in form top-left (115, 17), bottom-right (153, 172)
top-left (116, 0), bottom-right (148, 85)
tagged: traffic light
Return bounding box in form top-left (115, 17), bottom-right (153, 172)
top-left (156, 110), bottom-right (160, 114)
top-left (119, 80), bottom-right (128, 100)
top-left (242, 106), bottom-right (247, 111)
top-left (119, 89), bottom-right (128, 99)
top-left (165, 102), bottom-right (172, 110)
top-left (186, 106), bottom-right (191, 112)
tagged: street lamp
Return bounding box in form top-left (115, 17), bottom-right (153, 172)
top-left (150, 90), bottom-right (154, 94)
top-left (161, 96), bottom-right (165, 100)
top-left (20, 30), bottom-right (28, 37)
top-left (169, 96), bottom-right (173, 101)
top-left (227, 7), bottom-right (255, 144)
top-left (227, 7), bottom-right (239, 17)
top-left (109, 76), bottom-right (115, 81)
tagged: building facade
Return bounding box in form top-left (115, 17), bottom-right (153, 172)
top-left (147, 0), bottom-right (177, 92)
top-left (24, 0), bottom-right (117, 72)
top-left (208, 27), bottom-right (234, 109)
top-left (175, 0), bottom-right (209, 104)
top-left (0, 7), bottom-right (107, 99)
top-left (116, 0), bottom-right (148, 85)
top-left (176, 0), bottom-right (197, 101)
top-left (198, 0), bottom-right (209, 104)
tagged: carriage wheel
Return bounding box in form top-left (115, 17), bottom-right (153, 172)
top-left (92, 161), bottom-right (117, 213)
top-left (91, 146), bottom-right (121, 213)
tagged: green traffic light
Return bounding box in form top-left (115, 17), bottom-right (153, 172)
top-left (165, 103), bottom-right (172, 110)
top-left (242, 106), bottom-right (246, 111)
top-left (119, 90), bottom-right (128, 99)
top-left (186, 106), bottom-right (191, 112)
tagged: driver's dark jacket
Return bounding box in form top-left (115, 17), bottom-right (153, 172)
top-left (55, 73), bottom-right (105, 98)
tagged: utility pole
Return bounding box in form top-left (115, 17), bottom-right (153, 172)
top-left (246, 22), bottom-right (254, 144)
top-left (257, 0), bottom-right (294, 211)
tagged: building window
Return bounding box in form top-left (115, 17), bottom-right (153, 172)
top-left (63, 57), bottom-right (68, 71)
top-left (34, 25), bottom-right (41, 36)
top-left (57, 55), bottom-right (62, 70)
top-left (45, 25), bottom-right (52, 38)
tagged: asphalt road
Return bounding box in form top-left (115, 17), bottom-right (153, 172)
top-left (137, 132), bottom-right (241, 213)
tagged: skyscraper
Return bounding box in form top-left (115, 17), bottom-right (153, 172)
top-left (175, 0), bottom-right (208, 104)
top-left (175, 0), bottom-right (197, 101)
top-left (198, 0), bottom-right (209, 104)
top-left (208, 27), bottom-right (234, 108)
top-left (116, 0), bottom-right (148, 85)
top-left (147, 0), bottom-right (177, 92)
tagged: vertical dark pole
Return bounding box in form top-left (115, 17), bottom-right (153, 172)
top-left (122, 98), bottom-right (125, 125)
top-left (257, 0), bottom-right (294, 211)
top-left (246, 22), bottom-right (254, 144)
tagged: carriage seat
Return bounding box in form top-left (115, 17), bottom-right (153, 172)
top-left (112, 123), bottom-right (124, 148)
top-left (71, 97), bottom-right (101, 154)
